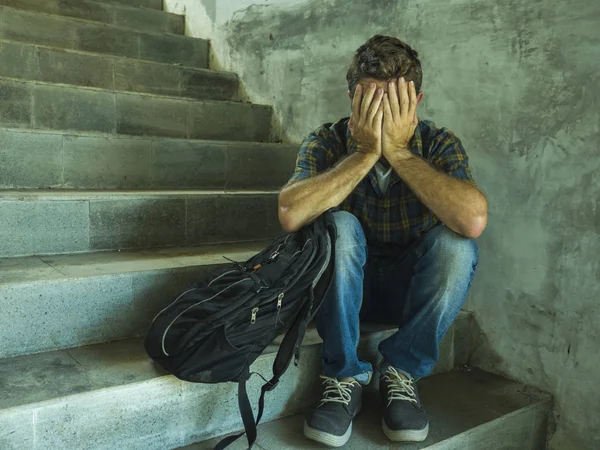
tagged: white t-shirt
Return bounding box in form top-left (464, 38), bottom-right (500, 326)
top-left (374, 161), bottom-right (393, 194)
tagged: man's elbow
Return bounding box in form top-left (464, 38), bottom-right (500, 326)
top-left (279, 211), bottom-right (299, 234)
top-left (462, 213), bottom-right (487, 239)
top-left (462, 198), bottom-right (488, 239)
top-left (278, 200), bottom-right (301, 234)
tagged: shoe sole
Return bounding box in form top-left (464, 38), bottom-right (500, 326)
top-left (304, 421), bottom-right (352, 447)
top-left (382, 420), bottom-right (429, 442)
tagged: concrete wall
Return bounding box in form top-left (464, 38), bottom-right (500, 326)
top-left (167, 0), bottom-right (600, 448)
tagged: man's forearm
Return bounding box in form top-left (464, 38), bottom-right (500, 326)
top-left (389, 154), bottom-right (488, 238)
top-left (279, 152), bottom-right (378, 232)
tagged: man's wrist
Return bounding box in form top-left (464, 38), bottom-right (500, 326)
top-left (386, 146), bottom-right (413, 164)
top-left (355, 150), bottom-right (379, 166)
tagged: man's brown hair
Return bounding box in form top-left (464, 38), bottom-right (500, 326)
top-left (346, 35), bottom-right (423, 94)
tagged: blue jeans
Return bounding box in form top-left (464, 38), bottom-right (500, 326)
top-left (315, 211), bottom-right (478, 379)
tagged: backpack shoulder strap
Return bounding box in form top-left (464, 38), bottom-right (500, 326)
top-left (214, 298), bottom-right (312, 450)
top-left (255, 293), bottom-right (313, 425)
top-left (214, 369), bottom-right (255, 450)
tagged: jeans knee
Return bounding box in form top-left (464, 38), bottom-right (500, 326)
top-left (332, 211), bottom-right (367, 253)
top-left (423, 226), bottom-right (478, 278)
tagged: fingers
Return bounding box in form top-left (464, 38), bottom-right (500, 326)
top-left (383, 93), bottom-right (393, 121)
top-left (398, 77), bottom-right (409, 117)
top-left (351, 84), bottom-right (362, 123)
top-left (360, 83), bottom-right (377, 123)
top-left (388, 80), bottom-right (400, 121)
top-left (408, 80), bottom-right (418, 121)
top-left (367, 88), bottom-right (384, 125)
top-left (374, 104), bottom-right (384, 131)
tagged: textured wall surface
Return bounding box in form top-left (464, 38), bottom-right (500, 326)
top-left (173, 0), bottom-right (599, 448)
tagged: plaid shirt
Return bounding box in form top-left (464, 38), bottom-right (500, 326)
top-left (287, 117), bottom-right (475, 248)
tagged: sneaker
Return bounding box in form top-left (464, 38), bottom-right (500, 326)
top-left (304, 376), bottom-right (364, 447)
top-left (380, 367), bottom-right (429, 442)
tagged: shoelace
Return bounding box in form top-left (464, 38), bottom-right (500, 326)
top-left (383, 367), bottom-right (418, 407)
top-left (318, 376), bottom-right (358, 407)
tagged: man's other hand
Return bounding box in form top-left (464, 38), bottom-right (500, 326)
top-left (382, 77), bottom-right (418, 161)
top-left (349, 83), bottom-right (384, 159)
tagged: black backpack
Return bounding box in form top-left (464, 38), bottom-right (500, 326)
top-left (144, 212), bottom-right (336, 449)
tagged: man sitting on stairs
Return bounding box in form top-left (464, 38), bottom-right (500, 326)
top-left (277, 35), bottom-right (488, 447)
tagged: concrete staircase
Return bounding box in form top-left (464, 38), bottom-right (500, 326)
top-left (0, 1), bottom-right (551, 449)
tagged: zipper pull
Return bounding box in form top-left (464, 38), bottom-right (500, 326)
top-left (251, 307), bottom-right (259, 324)
top-left (274, 292), bottom-right (285, 327)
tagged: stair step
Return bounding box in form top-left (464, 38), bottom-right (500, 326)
top-left (0, 40), bottom-right (239, 100)
top-left (0, 0), bottom-right (183, 35)
top-left (0, 321), bottom-right (476, 449)
top-left (0, 243), bottom-right (269, 357)
top-left (0, 77), bottom-right (273, 140)
top-left (192, 369), bottom-right (551, 450)
top-left (0, 6), bottom-right (208, 67)
top-left (0, 129), bottom-right (296, 190)
top-left (1, 242), bottom-right (269, 284)
top-left (93, 0), bottom-right (163, 10)
top-left (0, 190), bottom-right (281, 258)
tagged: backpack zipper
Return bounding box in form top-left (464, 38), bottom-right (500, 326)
top-left (268, 234), bottom-right (293, 261)
top-left (153, 268), bottom-right (242, 324)
top-left (161, 278), bottom-right (252, 356)
top-left (275, 292), bottom-right (284, 326)
top-left (208, 269), bottom-right (239, 287)
top-left (312, 235), bottom-right (331, 288)
top-left (250, 292), bottom-right (284, 326)
top-left (152, 287), bottom-right (197, 323)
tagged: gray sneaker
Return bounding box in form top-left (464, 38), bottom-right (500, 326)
top-left (304, 376), bottom-right (364, 447)
top-left (380, 367), bottom-right (429, 442)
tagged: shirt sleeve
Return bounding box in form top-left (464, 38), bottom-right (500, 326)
top-left (429, 131), bottom-right (475, 184)
top-left (287, 131), bottom-right (334, 184)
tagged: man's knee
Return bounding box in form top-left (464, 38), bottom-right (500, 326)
top-left (331, 211), bottom-right (367, 253)
top-left (422, 225), bottom-right (478, 279)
